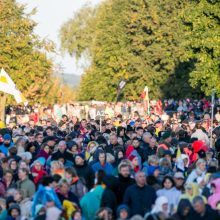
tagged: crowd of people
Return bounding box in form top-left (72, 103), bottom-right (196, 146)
top-left (0, 99), bottom-right (220, 220)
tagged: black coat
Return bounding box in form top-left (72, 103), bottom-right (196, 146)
top-left (117, 174), bottom-right (135, 205)
top-left (123, 184), bottom-right (156, 216)
top-left (193, 205), bottom-right (219, 220)
top-left (74, 162), bottom-right (95, 190)
top-left (51, 150), bottom-right (74, 162)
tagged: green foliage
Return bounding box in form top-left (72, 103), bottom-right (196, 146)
top-left (60, 0), bottom-right (219, 101)
top-left (0, 0), bottom-right (57, 104)
top-left (181, 0), bottom-right (220, 96)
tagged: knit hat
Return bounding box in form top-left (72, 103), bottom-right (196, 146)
top-left (161, 132), bottom-right (171, 140)
top-left (75, 153), bottom-right (85, 160)
top-left (3, 133), bottom-right (11, 141)
top-left (117, 204), bottom-right (130, 217)
top-left (32, 157), bottom-right (46, 167)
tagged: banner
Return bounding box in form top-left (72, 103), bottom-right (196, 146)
top-left (0, 68), bottom-right (27, 104)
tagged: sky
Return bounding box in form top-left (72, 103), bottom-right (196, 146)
top-left (17, 0), bottom-right (101, 75)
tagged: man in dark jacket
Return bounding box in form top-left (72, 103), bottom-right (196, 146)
top-left (51, 141), bottom-right (74, 163)
top-left (117, 163), bottom-right (135, 205)
top-left (192, 196), bottom-right (219, 220)
top-left (74, 153), bottom-right (95, 190)
top-left (123, 171), bottom-right (156, 217)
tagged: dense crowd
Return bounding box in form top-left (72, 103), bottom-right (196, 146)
top-left (0, 99), bottom-right (220, 220)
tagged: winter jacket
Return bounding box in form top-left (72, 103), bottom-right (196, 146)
top-left (208, 178), bottom-right (220, 209)
top-left (74, 162), bottom-right (95, 190)
top-left (92, 162), bottom-right (114, 175)
top-left (157, 187), bottom-right (181, 210)
top-left (123, 184), bottom-right (156, 216)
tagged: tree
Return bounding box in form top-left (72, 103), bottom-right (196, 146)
top-left (0, 0), bottom-right (57, 104)
top-left (181, 0), bottom-right (220, 96)
top-left (60, 0), bottom-right (204, 101)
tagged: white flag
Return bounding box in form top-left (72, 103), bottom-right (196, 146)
top-left (0, 68), bottom-right (27, 104)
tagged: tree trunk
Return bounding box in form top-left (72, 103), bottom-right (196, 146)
top-left (0, 93), bottom-right (6, 123)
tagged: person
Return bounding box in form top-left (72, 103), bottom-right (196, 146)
top-left (64, 167), bottom-right (87, 200)
top-left (16, 168), bottom-right (35, 199)
top-left (116, 204), bottom-right (130, 220)
top-left (14, 189), bottom-right (32, 219)
top-left (92, 151), bottom-right (114, 175)
top-left (171, 198), bottom-right (195, 220)
top-left (74, 153), bottom-right (95, 190)
top-left (186, 159), bottom-right (206, 184)
top-left (123, 171), bottom-right (156, 216)
top-left (156, 176), bottom-right (181, 213)
top-left (5, 203), bottom-right (21, 220)
top-left (117, 162), bottom-right (135, 205)
top-left (31, 158), bottom-right (47, 186)
top-left (150, 196), bottom-right (169, 217)
top-left (192, 196), bottom-right (219, 220)
top-left (51, 140), bottom-right (74, 164)
top-left (174, 172), bottom-right (185, 192)
top-left (208, 178), bottom-right (220, 209)
top-left (191, 123), bottom-right (209, 146)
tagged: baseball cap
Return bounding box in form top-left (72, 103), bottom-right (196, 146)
top-left (174, 172), bottom-right (185, 179)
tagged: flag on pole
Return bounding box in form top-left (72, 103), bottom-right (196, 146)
top-left (0, 68), bottom-right (27, 104)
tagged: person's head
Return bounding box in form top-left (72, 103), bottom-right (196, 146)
top-left (177, 199), bottom-right (192, 217)
top-left (65, 167), bottom-right (77, 180)
top-left (153, 196), bottom-right (169, 214)
top-left (159, 157), bottom-right (172, 169)
top-left (192, 196), bottom-right (206, 215)
top-left (132, 138), bottom-right (140, 149)
top-left (59, 179), bottom-right (70, 194)
top-left (14, 189), bottom-right (24, 202)
top-left (50, 161), bottom-right (64, 174)
top-left (130, 156), bottom-right (139, 168)
top-left (148, 155), bottom-right (159, 166)
top-left (74, 153), bottom-right (85, 166)
top-left (109, 134), bottom-right (118, 145)
top-left (58, 141), bottom-right (67, 153)
top-left (35, 133), bottom-right (44, 144)
top-left (3, 134), bottom-right (11, 146)
top-left (99, 152), bottom-right (106, 164)
top-left (196, 159), bottom-right (206, 172)
top-left (149, 137), bottom-right (157, 148)
top-left (174, 172), bottom-right (185, 188)
top-left (26, 142), bottom-right (36, 153)
top-left (136, 127), bottom-right (144, 137)
top-left (33, 160), bottom-right (42, 171)
top-left (8, 204), bottom-right (20, 218)
top-left (161, 132), bottom-right (172, 143)
top-left (117, 205), bottom-right (130, 220)
top-left (142, 132), bottom-right (152, 144)
top-left (80, 119), bottom-right (87, 128)
top-left (42, 143), bottom-right (50, 154)
top-left (46, 127), bottom-right (54, 136)
top-left (72, 210), bottom-right (82, 220)
top-left (162, 176), bottom-right (175, 190)
top-left (18, 168), bottom-right (29, 181)
top-left (3, 170), bottom-right (13, 182)
top-left (9, 147), bottom-right (17, 156)
top-left (135, 171), bottom-right (146, 187)
top-left (9, 159), bottom-right (17, 171)
top-left (118, 163), bottom-right (130, 178)
top-left (19, 160), bottom-right (28, 169)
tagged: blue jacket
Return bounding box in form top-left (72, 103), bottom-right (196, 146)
top-left (92, 162), bottom-right (113, 175)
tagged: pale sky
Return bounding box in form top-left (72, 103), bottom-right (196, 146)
top-left (17, 0), bottom-right (101, 75)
